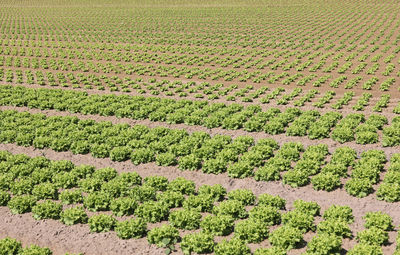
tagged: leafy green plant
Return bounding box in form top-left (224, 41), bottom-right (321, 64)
top-left (227, 162), bottom-right (254, 178)
top-left (197, 184), bottom-right (226, 201)
top-left (92, 167), bottom-right (117, 181)
top-left (254, 165), bottom-right (280, 181)
top-left (311, 172), bottom-right (341, 191)
top-left (78, 178), bottom-right (103, 193)
top-left (214, 238), bottom-right (251, 255)
top-left (234, 219), bottom-right (269, 243)
top-left (200, 215), bottom-right (235, 236)
top-left (128, 185), bottom-right (156, 202)
top-left (143, 176), bottom-right (169, 191)
top-left (166, 177), bottom-right (195, 195)
top-left (60, 207), bottom-right (88, 225)
top-left (305, 234), bottom-right (342, 255)
top-left (249, 205), bottom-right (281, 225)
top-left (345, 178), bottom-right (373, 198)
top-left (88, 214), bottom-right (117, 232)
top-left (227, 189), bottom-right (255, 205)
top-left (178, 154), bottom-right (201, 171)
top-left (59, 190), bottom-right (83, 205)
top-left (0, 190), bottom-right (10, 206)
top-left (135, 201), bottom-right (169, 223)
top-left (110, 197), bottom-right (138, 216)
top-left (281, 211), bottom-right (315, 233)
top-left (183, 194), bottom-right (214, 212)
top-left (202, 157), bottom-right (228, 174)
top-left (156, 191), bottom-right (184, 208)
top-left (168, 209), bottom-right (202, 230)
top-left (282, 170), bottom-right (309, 188)
top-left (83, 192), bottom-right (111, 211)
top-left (316, 220), bottom-right (352, 238)
top-left (356, 227), bottom-right (389, 246)
top-left (376, 183), bottom-right (400, 202)
top-left (147, 224), bottom-right (180, 254)
top-left (115, 218), bottom-right (147, 239)
top-left (7, 195), bottom-right (37, 214)
top-left (155, 153), bottom-right (177, 166)
top-left (52, 172), bottom-right (79, 189)
top-left (257, 194), bottom-right (286, 210)
top-left (323, 205), bottom-right (354, 223)
top-left (0, 237), bottom-right (22, 254)
top-left (268, 226), bottom-right (303, 250)
top-left (253, 247), bottom-right (286, 255)
top-left (363, 212), bottom-right (393, 231)
top-left (131, 148), bottom-right (155, 165)
top-left (10, 178), bottom-right (34, 196)
top-left (32, 200), bottom-right (62, 220)
top-left (320, 163), bottom-right (348, 177)
top-left (347, 243), bottom-right (383, 255)
top-left (19, 245), bottom-right (52, 255)
top-left (32, 183), bottom-right (58, 200)
top-left (180, 232), bottom-right (215, 255)
top-left (110, 146), bottom-right (131, 162)
top-left (213, 200), bottom-right (248, 219)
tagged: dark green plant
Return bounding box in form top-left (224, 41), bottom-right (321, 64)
top-left (200, 215), bottom-right (235, 236)
top-left (110, 197), bottom-right (138, 216)
top-left (168, 209), bottom-right (202, 230)
top-left (147, 224), bottom-right (180, 255)
top-left (60, 207), bottom-right (88, 225)
top-left (268, 226), bottom-right (303, 250)
top-left (214, 238), bottom-right (251, 255)
top-left (293, 200), bottom-right (320, 216)
top-left (83, 192), bottom-right (111, 212)
top-left (88, 214), bottom-right (117, 232)
top-left (180, 231), bottom-right (215, 255)
top-left (227, 189), bottom-right (255, 205)
top-left (59, 190), bottom-right (83, 205)
top-left (32, 200), bottom-right (62, 220)
top-left (115, 218), bottom-right (147, 239)
top-left (135, 201), bottom-right (169, 223)
top-left (234, 219), bottom-right (269, 243)
top-left (7, 195), bottom-right (37, 214)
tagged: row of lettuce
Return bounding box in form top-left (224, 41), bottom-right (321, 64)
top-left (0, 108), bottom-right (399, 201)
top-left (0, 85), bottom-right (399, 146)
top-left (0, 151), bottom-right (399, 255)
top-left (0, 237), bottom-right (81, 255)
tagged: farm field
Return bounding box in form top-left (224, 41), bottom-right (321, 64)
top-left (1, 0), bottom-right (400, 254)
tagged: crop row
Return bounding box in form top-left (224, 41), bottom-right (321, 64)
top-left (0, 51), bottom-right (399, 92)
top-left (1, 44), bottom-right (400, 79)
top-left (1, 38), bottom-right (399, 69)
top-left (0, 237), bottom-right (81, 255)
top-left (0, 68), bottom-right (397, 112)
top-left (1, 2), bottom-right (399, 60)
top-left (1, 85), bottom-right (399, 146)
top-left (0, 151), bottom-right (399, 254)
top-left (0, 108), bottom-right (400, 200)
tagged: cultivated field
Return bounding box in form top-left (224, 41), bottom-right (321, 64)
top-left (0, 0), bottom-right (400, 254)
